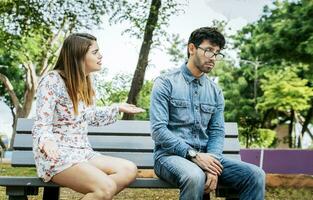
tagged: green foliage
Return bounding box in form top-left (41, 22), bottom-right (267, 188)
top-left (166, 34), bottom-right (186, 65)
top-left (239, 125), bottom-right (277, 148)
top-left (94, 72), bottom-right (131, 106)
top-left (257, 67), bottom-right (313, 113)
top-left (209, 61), bottom-right (279, 148)
top-left (257, 128), bottom-right (277, 148)
top-left (210, 61), bottom-right (258, 123)
top-left (94, 72), bottom-right (152, 120)
top-left (234, 0), bottom-right (313, 81)
top-left (135, 80), bottom-right (153, 120)
top-left (108, 0), bottom-right (188, 46)
top-left (0, 46), bottom-right (24, 106)
top-left (233, 0), bottom-right (313, 148)
top-left (0, 0), bottom-right (110, 35)
top-left (0, 0), bottom-right (113, 110)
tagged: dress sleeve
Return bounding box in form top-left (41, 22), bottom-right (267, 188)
top-left (32, 73), bottom-right (59, 150)
top-left (85, 104), bottom-right (119, 126)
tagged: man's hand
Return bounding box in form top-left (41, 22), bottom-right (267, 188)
top-left (40, 140), bottom-right (59, 160)
top-left (204, 172), bottom-right (218, 193)
top-left (191, 153), bottom-right (223, 175)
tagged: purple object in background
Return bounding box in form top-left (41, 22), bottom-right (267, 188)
top-left (240, 149), bottom-right (313, 175)
top-left (240, 149), bottom-right (261, 166)
top-left (262, 149), bottom-right (313, 174)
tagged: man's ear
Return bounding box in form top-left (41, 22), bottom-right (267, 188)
top-left (188, 43), bottom-right (196, 56)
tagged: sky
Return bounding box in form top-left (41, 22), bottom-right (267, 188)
top-left (92, 0), bottom-right (272, 80)
top-left (0, 0), bottom-right (274, 143)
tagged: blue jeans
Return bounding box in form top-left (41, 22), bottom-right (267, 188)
top-left (154, 155), bottom-right (265, 200)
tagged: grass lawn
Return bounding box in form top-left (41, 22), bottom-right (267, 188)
top-left (0, 163), bottom-right (312, 200)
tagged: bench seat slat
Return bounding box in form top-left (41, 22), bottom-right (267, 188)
top-left (0, 177), bottom-right (175, 188)
top-left (0, 176), bottom-right (238, 196)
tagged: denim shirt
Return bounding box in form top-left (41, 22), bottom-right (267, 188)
top-left (150, 63), bottom-right (225, 162)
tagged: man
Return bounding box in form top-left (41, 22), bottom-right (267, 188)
top-left (150, 27), bottom-right (265, 200)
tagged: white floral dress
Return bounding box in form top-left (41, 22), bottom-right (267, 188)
top-left (32, 71), bottom-right (119, 182)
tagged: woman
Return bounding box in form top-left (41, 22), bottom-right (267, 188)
top-left (32, 33), bottom-right (144, 200)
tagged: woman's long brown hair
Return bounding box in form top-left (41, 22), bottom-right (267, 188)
top-left (54, 33), bottom-right (96, 115)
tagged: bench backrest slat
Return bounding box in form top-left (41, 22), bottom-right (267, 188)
top-left (14, 134), bottom-right (240, 153)
top-left (16, 118), bottom-right (239, 136)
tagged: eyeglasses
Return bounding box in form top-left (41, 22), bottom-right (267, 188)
top-left (196, 46), bottom-right (224, 60)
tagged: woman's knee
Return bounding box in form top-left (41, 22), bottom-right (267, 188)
top-left (120, 161), bottom-right (138, 180)
top-left (92, 180), bottom-right (117, 200)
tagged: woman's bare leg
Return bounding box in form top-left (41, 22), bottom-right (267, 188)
top-left (88, 155), bottom-right (138, 194)
top-left (51, 162), bottom-right (117, 200)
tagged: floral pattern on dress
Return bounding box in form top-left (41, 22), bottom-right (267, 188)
top-left (32, 71), bottom-right (119, 182)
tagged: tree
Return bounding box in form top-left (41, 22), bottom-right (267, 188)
top-left (0, 0), bottom-right (112, 148)
top-left (123, 0), bottom-right (161, 120)
top-left (234, 0), bottom-right (313, 147)
top-left (257, 67), bottom-right (313, 147)
top-left (107, 0), bottom-right (187, 120)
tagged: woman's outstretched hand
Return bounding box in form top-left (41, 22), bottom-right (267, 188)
top-left (118, 103), bottom-right (145, 114)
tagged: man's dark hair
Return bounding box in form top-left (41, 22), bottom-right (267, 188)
top-left (187, 27), bottom-right (225, 58)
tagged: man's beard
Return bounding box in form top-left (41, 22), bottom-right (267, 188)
top-left (194, 54), bottom-right (214, 74)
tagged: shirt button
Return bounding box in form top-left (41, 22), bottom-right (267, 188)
top-left (195, 91), bottom-right (198, 95)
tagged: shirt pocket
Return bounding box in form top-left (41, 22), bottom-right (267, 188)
top-left (200, 104), bottom-right (215, 127)
top-left (169, 99), bottom-right (190, 123)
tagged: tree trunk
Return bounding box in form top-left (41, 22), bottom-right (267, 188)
top-left (8, 107), bottom-right (17, 150)
top-left (245, 131), bottom-right (249, 148)
top-left (122, 0), bottom-right (162, 120)
top-left (288, 110), bottom-right (295, 148)
top-left (293, 112), bottom-right (302, 148)
top-left (300, 99), bottom-right (313, 138)
top-left (296, 108), bottom-right (313, 148)
top-left (0, 63), bottom-right (37, 149)
top-left (20, 62), bottom-right (37, 117)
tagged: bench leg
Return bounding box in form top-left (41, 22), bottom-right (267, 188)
top-left (6, 186), bottom-right (28, 200)
top-left (203, 193), bottom-right (210, 200)
top-left (43, 187), bottom-right (60, 200)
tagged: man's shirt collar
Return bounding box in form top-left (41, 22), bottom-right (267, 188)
top-left (181, 63), bottom-right (205, 86)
